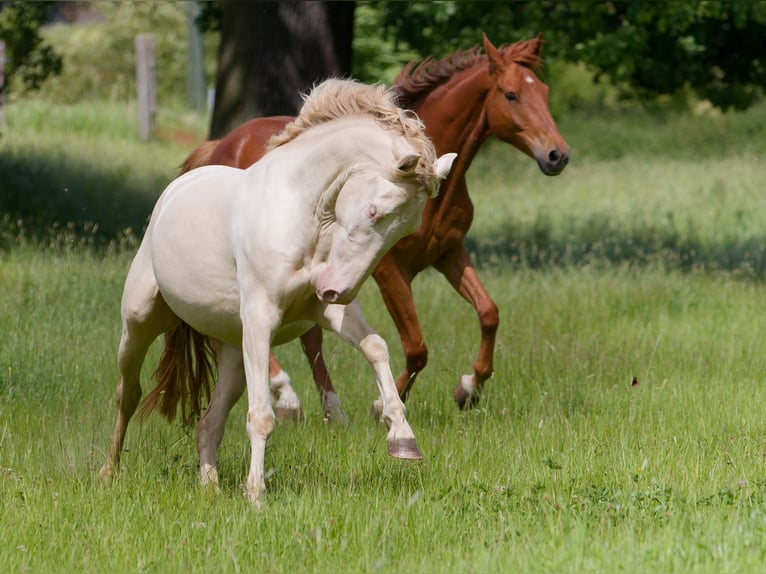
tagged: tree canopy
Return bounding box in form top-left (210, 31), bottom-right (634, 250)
top-left (368, 0), bottom-right (766, 110)
top-left (3, 1), bottom-right (765, 112)
top-left (0, 1), bottom-right (61, 96)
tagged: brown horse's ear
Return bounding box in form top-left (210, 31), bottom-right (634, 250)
top-left (530, 33), bottom-right (544, 58)
top-left (483, 33), bottom-right (504, 76)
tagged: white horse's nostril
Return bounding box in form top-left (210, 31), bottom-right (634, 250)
top-left (320, 290), bottom-right (339, 303)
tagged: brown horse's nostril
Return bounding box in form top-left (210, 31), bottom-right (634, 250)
top-left (550, 148), bottom-right (570, 170)
top-left (538, 147), bottom-right (569, 175)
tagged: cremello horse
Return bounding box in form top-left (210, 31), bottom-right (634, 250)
top-left (99, 79), bottom-right (456, 503)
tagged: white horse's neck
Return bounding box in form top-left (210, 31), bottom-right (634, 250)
top-left (251, 117), bottom-right (399, 205)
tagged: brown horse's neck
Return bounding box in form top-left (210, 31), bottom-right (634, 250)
top-left (411, 65), bottom-right (491, 176)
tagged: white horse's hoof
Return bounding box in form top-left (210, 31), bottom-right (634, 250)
top-left (387, 437), bottom-right (422, 459)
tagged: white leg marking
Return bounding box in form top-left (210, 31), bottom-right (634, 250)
top-left (270, 370), bottom-right (303, 422)
top-left (459, 374), bottom-right (477, 397)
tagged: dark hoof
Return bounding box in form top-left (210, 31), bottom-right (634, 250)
top-left (453, 381), bottom-right (480, 410)
top-left (275, 406), bottom-right (304, 423)
top-left (387, 437), bottom-right (423, 460)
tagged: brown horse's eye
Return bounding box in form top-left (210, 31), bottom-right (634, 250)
top-left (505, 91), bottom-right (518, 102)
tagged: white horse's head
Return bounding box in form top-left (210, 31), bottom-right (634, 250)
top-left (315, 148), bottom-right (455, 304)
top-left (267, 79), bottom-right (456, 305)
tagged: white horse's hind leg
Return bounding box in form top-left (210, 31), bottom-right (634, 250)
top-left (100, 247), bottom-right (179, 482)
top-left (320, 300), bottom-right (421, 459)
top-left (197, 342), bottom-right (246, 491)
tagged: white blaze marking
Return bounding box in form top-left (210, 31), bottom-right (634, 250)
top-left (525, 75), bottom-right (535, 85)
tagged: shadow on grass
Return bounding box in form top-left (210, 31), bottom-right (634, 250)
top-left (0, 149), bottom-right (166, 249)
top-left (466, 213), bottom-right (766, 279)
top-left (3, 152), bottom-right (766, 281)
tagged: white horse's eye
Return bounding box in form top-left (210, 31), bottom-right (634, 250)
top-left (367, 204), bottom-right (378, 221)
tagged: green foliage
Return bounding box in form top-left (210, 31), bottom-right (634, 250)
top-left (352, 3), bottom-right (419, 85)
top-left (6, 1), bottom-right (765, 112)
top-left (0, 1), bottom-right (62, 94)
top-left (33, 1), bottom-right (218, 106)
top-left (368, 0), bottom-right (766, 110)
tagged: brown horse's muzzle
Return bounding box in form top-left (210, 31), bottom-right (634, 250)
top-left (537, 146), bottom-right (570, 176)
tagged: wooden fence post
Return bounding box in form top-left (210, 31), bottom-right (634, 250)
top-left (186, 1), bottom-right (206, 112)
top-left (134, 34), bottom-right (157, 141)
top-left (0, 40), bottom-right (6, 132)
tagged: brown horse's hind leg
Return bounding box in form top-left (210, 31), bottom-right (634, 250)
top-left (99, 255), bottom-right (179, 483)
top-left (299, 325), bottom-right (347, 424)
top-left (267, 351), bottom-right (304, 423)
top-left (434, 246), bottom-right (498, 409)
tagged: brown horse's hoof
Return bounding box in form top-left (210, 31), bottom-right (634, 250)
top-left (98, 464), bottom-right (116, 485)
top-left (387, 437), bottom-right (423, 460)
top-left (453, 375), bottom-right (481, 410)
top-left (275, 406), bottom-right (304, 423)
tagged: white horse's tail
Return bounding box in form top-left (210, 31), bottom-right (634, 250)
top-left (139, 323), bottom-right (217, 427)
top-left (179, 139), bottom-right (220, 175)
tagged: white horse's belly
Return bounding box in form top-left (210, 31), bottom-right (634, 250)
top-left (272, 320), bottom-right (315, 346)
top-left (150, 170), bottom-right (244, 343)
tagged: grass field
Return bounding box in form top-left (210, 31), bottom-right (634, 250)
top-left (2, 100), bottom-right (766, 573)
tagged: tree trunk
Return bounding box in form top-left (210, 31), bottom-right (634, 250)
top-left (209, 0), bottom-right (355, 139)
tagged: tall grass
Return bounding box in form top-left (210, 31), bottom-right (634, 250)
top-left (1, 100), bottom-right (766, 572)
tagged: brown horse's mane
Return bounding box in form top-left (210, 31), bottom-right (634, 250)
top-left (267, 78), bottom-right (439, 191)
top-left (394, 40), bottom-right (543, 108)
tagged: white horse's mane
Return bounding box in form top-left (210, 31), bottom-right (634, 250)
top-left (266, 79), bottom-right (440, 192)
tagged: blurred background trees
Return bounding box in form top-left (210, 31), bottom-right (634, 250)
top-left (207, 1), bottom-right (355, 137)
top-left (0, 1), bottom-right (61, 98)
top-left (1, 0), bottom-right (764, 130)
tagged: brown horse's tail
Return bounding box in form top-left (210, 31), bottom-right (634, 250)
top-left (139, 322), bottom-right (217, 427)
top-left (179, 139), bottom-right (221, 175)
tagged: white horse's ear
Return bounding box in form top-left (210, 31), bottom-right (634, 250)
top-left (397, 153), bottom-right (421, 174)
top-left (435, 152), bottom-right (457, 181)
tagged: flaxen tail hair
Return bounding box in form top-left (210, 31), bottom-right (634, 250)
top-left (179, 139), bottom-right (220, 175)
top-left (139, 323), bottom-right (217, 427)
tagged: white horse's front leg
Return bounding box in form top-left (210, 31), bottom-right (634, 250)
top-left (319, 300), bottom-right (421, 459)
top-left (240, 306), bottom-right (278, 504)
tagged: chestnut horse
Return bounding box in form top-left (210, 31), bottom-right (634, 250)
top-left (181, 34), bottom-right (569, 422)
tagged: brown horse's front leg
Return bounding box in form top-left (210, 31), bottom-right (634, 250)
top-left (372, 259), bottom-right (426, 405)
top-left (434, 246), bottom-right (499, 409)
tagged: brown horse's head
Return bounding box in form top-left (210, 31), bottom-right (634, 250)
top-left (483, 34), bottom-right (569, 176)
